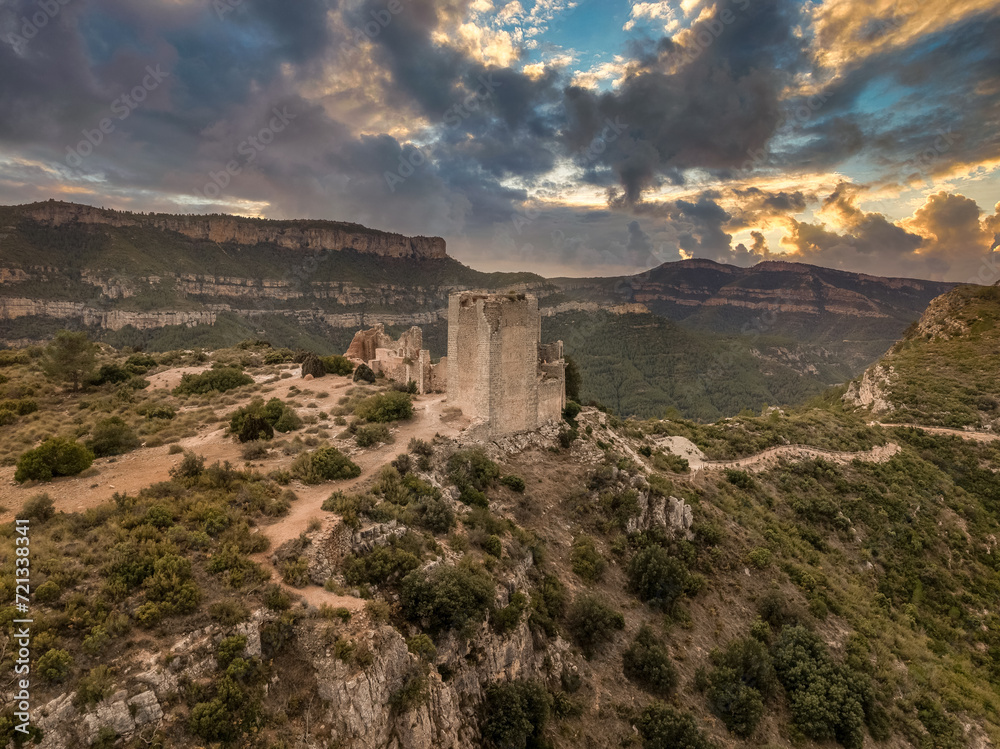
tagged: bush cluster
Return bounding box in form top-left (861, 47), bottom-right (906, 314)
top-left (15, 438), bottom-right (94, 483)
top-left (87, 416), bottom-right (141, 457)
top-left (480, 680), bottom-right (551, 749)
top-left (354, 391), bottom-right (414, 422)
top-left (229, 397), bottom-right (302, 442)
top-left (623, 626), bottom-right (677, 697)
top-left (173, 367), bottom-right (253, 395)
top-left (290, 446), bottom-right (361, 484)
top-left (704, 637), bottom-right (777, 737)
top-left (448, 448), bottom-right (500, 507)
top-left (321, 355), bottom-right (355, 376)
top-left (401, 562), bottom-right (495, 635)
top-left (565, 593), bottom-right (624, 658)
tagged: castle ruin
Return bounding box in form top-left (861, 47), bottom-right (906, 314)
top-left (446, 291), bottom-right (566, 438)
top-left (344, 324), bottom-right (444, 394)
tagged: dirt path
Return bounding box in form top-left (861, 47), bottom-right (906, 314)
top-left (876, 423), bottom-right (1000, 442)
top-left (697, 442), bottom-right (901, 473)
top-left (252, 392), bottom-right (468, 610)
top-left (0, 368), bottom-right (469, 610)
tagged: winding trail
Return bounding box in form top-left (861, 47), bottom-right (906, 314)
top-left (696, 442), bottom-right (901, 473)
top-left (875, 423), bottom-right (1000, 442)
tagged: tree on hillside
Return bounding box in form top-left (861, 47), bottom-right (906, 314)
top-left (43, 331), bottom-right (97, 391)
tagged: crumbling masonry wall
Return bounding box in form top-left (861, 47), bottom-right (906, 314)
top-left (447, 292), bottom-right (565, 438)
top-left (344, 324), bottom-right (444, 393)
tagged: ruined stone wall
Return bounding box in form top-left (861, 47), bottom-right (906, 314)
top-left (447, 291), bottom-right (565, 438)
top-left (345, 324), bottom-right (439, 393)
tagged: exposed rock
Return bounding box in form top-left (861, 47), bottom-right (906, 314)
top-left (301, 353), bottom-right (325, 378)
top-left (128, 691), bottom-right (163, 726)
top-left (24, 200), bottom-right (447, 260)
top-left (844, 363), bottom-right (895, 413)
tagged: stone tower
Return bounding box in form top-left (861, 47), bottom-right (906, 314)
top-left (447, 291), bottom-right (566, 438)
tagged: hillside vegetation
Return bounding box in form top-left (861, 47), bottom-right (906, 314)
top-left (846, 284), bottom-right (1000, 429)
top-left (0, 324), bottom-right (998, 748)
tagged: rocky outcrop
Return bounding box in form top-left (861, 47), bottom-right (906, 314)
top-left (22, 201), bottom-right (447, 259)
top-left (0, 297), bottom-right (220, 330)
top-left (844, 364), bottom-right (895, 413)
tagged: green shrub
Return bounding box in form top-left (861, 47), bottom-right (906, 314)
top-left (563, 401), bottom-right (582, 422)
top-left (230, 398), bottom-right (299, 440)
top-left (321, 355), bottom-right (355, 376)
top-left (570, 535), bottom-right (605, 582)
top-left (651, 451), bottom-right (690, 473)
top-left (87, 416), bottom-right (141, 457)
top-left (771, 625), bottom-right (872, 749)
top-left (290, 446), bottom-right (362, 484)
top-left (480, 680), bottom-right (551, 749)
top-left (0, 398), bottom-right (38, 416)
top-left (483, 534), bottom-right (503, 558)
top-left (15, 438), bottom-right (94, 483)
top-left (209, 600), bottom-right (251, 626)
top-left (637, 703), bottom-right (716, 749)
top-left (406, 634), bottom-right (437, 661)
top-left (91, 363), bottom-right (131, 386)
top-left (401, 562), bottom-right (495, 635)
top-left (448, 448), bottom-right (500, 507)
top-left (34, 579), bottom-right (61, 603)
top-left (355, 423), bottom-right (392, 447)
top-left (389, 667), bottom-right (429, 714)
top-left (173, 367), bottom-right (253, 395)
top-left (500, 474), bottom-right (526, 492)
top-left (528, 575), bottom-right (567, 638)
top-left (138, 403), bottom-right (176, 420)
top-left (0, 350), bottom-right (30, 367)
top-left (75, 665), bottom-right (114, 706)
top-left (725, 469), bottom-right (756, 490)
top-left (565, 593), bottom-right (624, 658)
top-left (627, 546), bottom-right (690, 612)
top-left (705, 637), bottom-right (777, 738)
top-left (19, 493), bottom-right (55, 523)
top-left (415, 497), bottom-right (455, 534)
top-left (239, 415), bottom-right (274, 443)
top-left (300, 354), bottom-right (326, 378)
top-left (623, 626), bottom-right (677, 697)
top-left (746, 547), bottom-right (772, 570)
top-left (36, 648), bottom-right (73, 683)
top-left (354, 391), bottom-right (414, 423)
top-left (343, 544), bottom-right (421, 587)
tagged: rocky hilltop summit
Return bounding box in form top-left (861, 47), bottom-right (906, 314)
top-left (20, 200), bottom-right (448, 260)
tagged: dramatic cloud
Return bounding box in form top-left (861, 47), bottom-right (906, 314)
top-left (0, 0), bottom-right (997, 280)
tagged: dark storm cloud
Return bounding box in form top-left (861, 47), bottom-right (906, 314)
top-left (775, 11), bottom-right (1000, 177)
top-left (562, 0), bottom-right (804, 202)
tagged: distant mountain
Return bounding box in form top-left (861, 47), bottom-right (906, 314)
top-left (0, 201), bottom-right (966, 418)
top-left (845, 282), bottom-right (1000, 429)
top-left (549, 259), bottom-right (956, 372)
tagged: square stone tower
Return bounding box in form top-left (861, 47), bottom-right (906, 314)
top-left (447, 291), bottom-right (565, 438)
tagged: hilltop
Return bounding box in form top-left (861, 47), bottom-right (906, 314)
top-left (0, 201), bottom-right (961, 419)
top-left (845, 283), bottom-right (1000, 430)
top-left (0, 334), bottom-right (998, 748)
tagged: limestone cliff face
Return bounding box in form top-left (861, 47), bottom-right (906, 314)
top-left (553, 258), bottom-right (954, 320)
top-left (22, 201), bottom-right (447, 259)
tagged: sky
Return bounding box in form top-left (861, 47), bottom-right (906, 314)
top-left (0, 0), bottom-right (998, 282)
